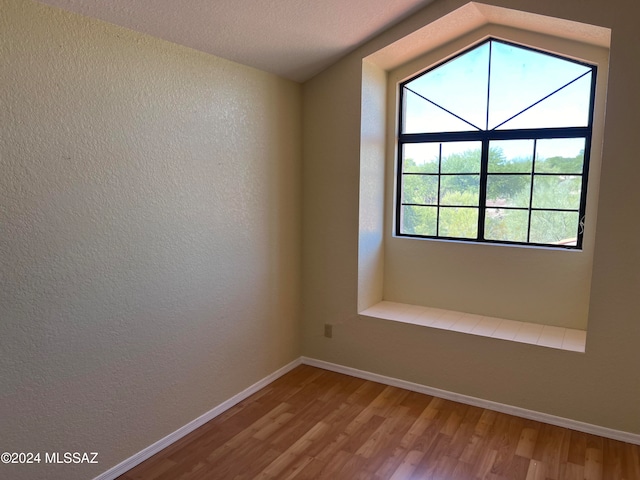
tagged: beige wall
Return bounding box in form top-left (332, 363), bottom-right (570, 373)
top-left (0, 1), bottom-right (301, 479)
top-left (302, 0), bottom-right (640, 435)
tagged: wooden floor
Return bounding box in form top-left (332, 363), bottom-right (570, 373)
top-left (120, 365), bottom-right (640, 480)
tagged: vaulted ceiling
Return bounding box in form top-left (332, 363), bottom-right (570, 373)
top-left (36, 0), bottom-right (435, 82)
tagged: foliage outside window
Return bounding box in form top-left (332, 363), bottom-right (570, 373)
top-left (397, 38), bottom-right (596, 248)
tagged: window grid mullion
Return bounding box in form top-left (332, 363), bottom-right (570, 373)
top-left (399, 126), bottom-right (590, 144)
top-left (436, 143), bottom-right (442, 236)
top-left (477, 139), bottom-right (490, 241)
top-left (404, 172), bottom-right (481, 176)
top-left (485, 41), bottom-right (493, 131)
top-left (526, 139), bottom-right (537, 243)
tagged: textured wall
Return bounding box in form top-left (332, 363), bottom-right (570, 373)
top-left (302, 0), bottom-right (640, 435)
top-left (0, 1), bottom-right (301, 479)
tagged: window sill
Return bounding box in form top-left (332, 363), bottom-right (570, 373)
top-left (360, 301), bottom-right (586, 353)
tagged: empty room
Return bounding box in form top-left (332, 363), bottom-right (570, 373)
top-left (1, 0), bottom-right (639, 479)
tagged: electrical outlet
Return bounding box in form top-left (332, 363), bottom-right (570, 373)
top-left (324, 324), bottom-right (333, 338)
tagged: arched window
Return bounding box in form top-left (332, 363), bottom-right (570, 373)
top-left (397, 38), bottom-right (596, 248)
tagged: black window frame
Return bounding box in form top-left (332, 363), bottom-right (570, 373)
top-left (395, 38), bottom-right (597, 250)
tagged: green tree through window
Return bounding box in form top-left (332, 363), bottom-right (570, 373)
top-left (397, 38), bottom-right (596, 248)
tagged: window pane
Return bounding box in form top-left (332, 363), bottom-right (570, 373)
top-left (397, 39), bottom-right (592, 249)
top-left (439, 207), bottom-right (478, 238)
top-left (440, 175), bottom-right (480, 206)
top-left (405, 42), bottom-right (489, 130)
top-left (488, 41), bottom-right (591, 130)
top-left (535, 138), bottom-right (585, 174)
top-left (486, 175), bottom-right (531, 208)
top-left (485, 209), bottom-right (529, 243)
top-left (441, 142), bottom-right (481, 173)
top-left (401, 206), bottom-right (437, 236)
top-left (488, 139), bottom-right (533, 173)
top-left (403, 143), bottom-right (440, 173)
top-left (402, 175), bottom-right (439, 205)
top-left (403, 89), bottom-right (475, 133)
top-left (530, 210), bottom-right (579, 245)
top-left (496, 73), bottom-right (592, 130)
top-left (532, 176), bottom-right (582, 210)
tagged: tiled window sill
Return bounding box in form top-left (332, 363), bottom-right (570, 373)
top-left (360, 301), bottom-right (586, 352)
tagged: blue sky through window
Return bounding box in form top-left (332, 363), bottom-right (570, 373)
top-left (403, 39), bottom-right (593, 159)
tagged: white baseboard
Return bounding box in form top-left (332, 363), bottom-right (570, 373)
top-left (95, 354), bottom-right (640, 480)
top-left (301, 356), bottom-right (640, 446)
top-left (93, 358), bottom-right (302, 480)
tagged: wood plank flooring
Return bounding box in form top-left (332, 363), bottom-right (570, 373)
top-left (119, 365), bottom-right (640, 479)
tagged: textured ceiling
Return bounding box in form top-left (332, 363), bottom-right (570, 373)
top-left (36, 0), bottom-right (435, 82)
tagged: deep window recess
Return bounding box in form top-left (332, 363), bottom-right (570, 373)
top-left (397, 38), bottom-right (597, 249)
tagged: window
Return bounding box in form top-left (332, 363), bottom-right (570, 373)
top-left (396, 38), bottom-right (596, 249)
